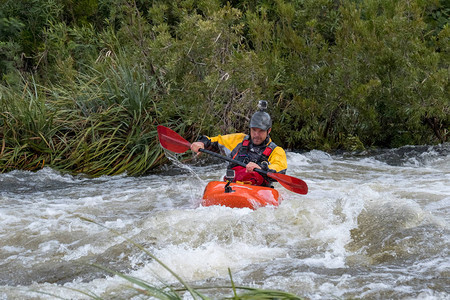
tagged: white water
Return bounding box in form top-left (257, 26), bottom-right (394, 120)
top-left (0, 144), bottom-right (448, 299)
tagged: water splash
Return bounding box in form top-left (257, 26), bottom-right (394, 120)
top-left (0, 145), bottom-right (448, 299)
top-left (162, 148), bottom-right (205, 183)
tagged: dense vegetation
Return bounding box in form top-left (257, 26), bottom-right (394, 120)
top-left (0, 0), bottom-right (448, 176)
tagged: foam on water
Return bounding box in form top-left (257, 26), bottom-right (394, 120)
top-left (0, 144), bottom-right (449, 299)
top-left (132, 242), bottom-right (287, 282)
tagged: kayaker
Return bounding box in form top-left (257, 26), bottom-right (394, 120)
top-left (190, 100), bottom-right (287, 187)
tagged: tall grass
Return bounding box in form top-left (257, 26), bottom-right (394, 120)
top-left (0, 55), bottom-right (170, 176)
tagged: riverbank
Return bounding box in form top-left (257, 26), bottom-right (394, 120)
top-left (1, 0), bottom-right (448, 176)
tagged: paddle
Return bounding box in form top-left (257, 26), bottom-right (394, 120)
top-left (157, 125), bottom-right (308, 195)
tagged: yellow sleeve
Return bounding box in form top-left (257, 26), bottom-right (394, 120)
top-left (207, 133), bottom-right (246, 154)
top-left (268, 146), bottom-right (287, 173)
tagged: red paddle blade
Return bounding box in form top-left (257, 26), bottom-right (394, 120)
top-left (268, 172), bottom-right (308, 195)
top-left (157, 125), bottom-right (191, 153)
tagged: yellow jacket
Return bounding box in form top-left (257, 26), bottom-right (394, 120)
top-left (200, 133), bottom-right (287, 173)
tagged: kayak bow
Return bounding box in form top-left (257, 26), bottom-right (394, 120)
top-left (202, 181), bottom-right (280, 209)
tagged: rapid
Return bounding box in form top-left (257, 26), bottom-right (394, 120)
top-left (1, 144), bottom-right (449, 299)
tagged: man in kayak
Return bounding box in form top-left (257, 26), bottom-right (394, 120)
top-left (190, 101), bottom-right (287, 187)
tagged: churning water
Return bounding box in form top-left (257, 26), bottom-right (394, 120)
top-left (0, 144), bottom-right (449, 299)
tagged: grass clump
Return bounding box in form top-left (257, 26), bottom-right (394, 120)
top-left (0, 56), bottom-right (169, 176)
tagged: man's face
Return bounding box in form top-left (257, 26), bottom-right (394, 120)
top-left (250, 127), bottom-right (271, 145)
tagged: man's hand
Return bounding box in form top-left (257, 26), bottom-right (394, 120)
top-left (190, 142), bottom-right (205, 154)
top-left (246, 162), bottom-right (261, 173)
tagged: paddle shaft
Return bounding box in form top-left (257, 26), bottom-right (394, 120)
top-left (199, 148), bottom-right (271, 177)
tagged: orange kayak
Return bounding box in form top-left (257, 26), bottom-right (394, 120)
top-left (202, 181), bottom-right (280, 210)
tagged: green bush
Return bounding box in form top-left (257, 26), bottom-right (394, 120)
top-left (0, 0), bottom-right (448, 174)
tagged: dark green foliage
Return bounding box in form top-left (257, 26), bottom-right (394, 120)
top-left (0, 0), bottom-right (448, 175)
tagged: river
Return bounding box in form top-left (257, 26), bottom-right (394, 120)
top-left (0, 144), bottom-right (449, 299)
